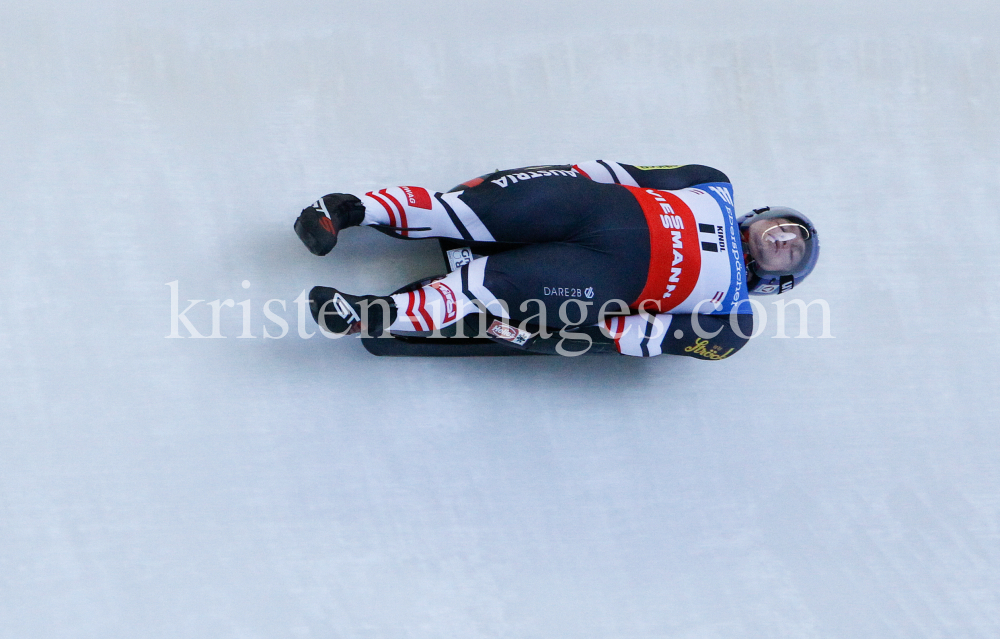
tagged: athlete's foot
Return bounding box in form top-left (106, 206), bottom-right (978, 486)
top-left (309, 286), bottom-right (395, 336)
top-left (294, 194), bottom-right (366, 256)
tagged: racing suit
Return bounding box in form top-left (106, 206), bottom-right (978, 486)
top-left (356, 161), bottom-right (753, 359)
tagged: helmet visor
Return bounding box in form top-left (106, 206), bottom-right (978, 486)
top-left (746, 216), bottom-right (814, 277)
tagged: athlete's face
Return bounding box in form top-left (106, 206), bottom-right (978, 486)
top-left (747, 217), bottom-right (807, 273)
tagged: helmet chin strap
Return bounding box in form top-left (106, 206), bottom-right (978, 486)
top-left (740, 227), bottom-right (758, 271)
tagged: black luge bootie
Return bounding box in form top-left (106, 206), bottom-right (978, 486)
top-left (294, 194), bottom-right (366, 256)
top-left (309, 286), bottom-right (396, 337)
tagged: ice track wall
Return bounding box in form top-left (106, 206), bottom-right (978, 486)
top-left (1, 2), bottom-right (998, 637)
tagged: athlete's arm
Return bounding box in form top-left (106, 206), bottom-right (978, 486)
top-left (601, 312), bottom-right (752, 359)
top-left (572, 161), bottom-right (730, 190)
top-left (514, 312), bottom-right (750, 359)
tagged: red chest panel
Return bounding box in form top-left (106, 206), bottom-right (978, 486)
top-left (625, 186), bottom-right (702, 312)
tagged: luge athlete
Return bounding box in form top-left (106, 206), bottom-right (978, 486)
top-left (293, 161), bottom-right (819, 359)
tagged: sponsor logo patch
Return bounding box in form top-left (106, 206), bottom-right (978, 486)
top-left (486, 320), bottom-right (532, 346)
top-left (429, 281), bottom-right (457, 323)
top-left (684, 337), bottom-right (735, 360)
top-left (400, 186), bottom-right (432, 209)
top-left (627, 187), bottom-right (701, 310)
top-left (446, 247), bottom-right (473, 272)
top-left (543, 286), bottom-right (587, 298)
top-left (659, 202), bottom-right (685, 230)
top-left (708, 185), bottom-right (734, 206)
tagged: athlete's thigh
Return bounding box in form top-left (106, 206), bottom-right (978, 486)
top-left (481, 242), bottom-right (647, 328)
top-left (457, 169), bottom-right (638, 245)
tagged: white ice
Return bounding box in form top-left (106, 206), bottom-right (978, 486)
top-left (1, 1), bottom-right (999, 637)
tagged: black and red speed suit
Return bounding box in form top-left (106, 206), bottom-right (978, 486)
top-left (347, 161), bottom-right (753, 359)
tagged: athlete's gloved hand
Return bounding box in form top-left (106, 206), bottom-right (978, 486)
top-left (294, 194), bottom-right (365, 256)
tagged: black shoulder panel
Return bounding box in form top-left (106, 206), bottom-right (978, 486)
top-left (620, 164), bottom-right (731, 190)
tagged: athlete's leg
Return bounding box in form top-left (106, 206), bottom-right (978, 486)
top-left (386, 239), bottom-right (648, 333)
top-left (306, 167), bottom-right (653, 336)
top-left (357, 167), bottom-right (640, 247)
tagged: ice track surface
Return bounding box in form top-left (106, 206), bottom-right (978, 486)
top-left (2, 2), bottom-right (999, 637)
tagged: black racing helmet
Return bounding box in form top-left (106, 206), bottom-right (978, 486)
top-left (738, 206), bottom-right (819, 295)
